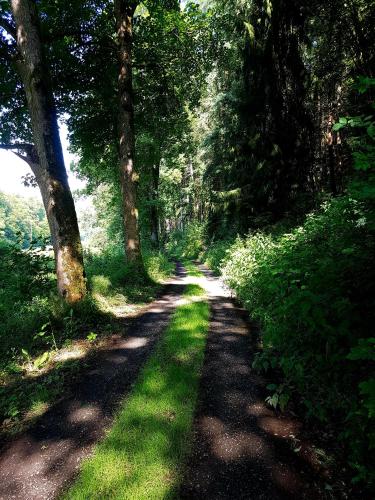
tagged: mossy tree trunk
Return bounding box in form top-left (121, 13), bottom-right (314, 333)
top-left (10, 0), bottom-right (86, 303)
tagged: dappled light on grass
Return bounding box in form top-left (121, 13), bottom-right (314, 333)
top-left (0, 247), bottom-right (174, 438)
top-left (182, 260), bottom-right (204, 278)
top-left (66, 283), bottom-right (209, 500)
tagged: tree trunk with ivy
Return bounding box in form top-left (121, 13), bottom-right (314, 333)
top-left (10, 0), bottom-right (86, 303)
top-left (114, 0), bottom-right (144, 267)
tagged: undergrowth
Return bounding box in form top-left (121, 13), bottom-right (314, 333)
top-left (170, 190), bottom-right (375, 489)
top-left (0, 243), bottom-right (173, 436)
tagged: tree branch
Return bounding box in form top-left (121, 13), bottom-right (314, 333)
top-left (0, 143), bottom-right (39, 168)
top-left (0, 142), bottom-right (33, 151)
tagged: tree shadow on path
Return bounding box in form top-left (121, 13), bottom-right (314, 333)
top-left (179, 265), bottom-right (334, 500)
top-left (0, 263), bottom-right (187, 500)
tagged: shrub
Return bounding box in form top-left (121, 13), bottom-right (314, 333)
top-left (143, 250), bottom-right (174, 282)
top-left (202, 239), bottom-right (233, 274)
top-left (0, 243), bottom-right (174, 373)
top-left (166, 222), bottom-right (205, 259)
top-left (213, 194), bottom-right (375, 486)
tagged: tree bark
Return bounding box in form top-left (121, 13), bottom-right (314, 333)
top-left (10, 0), bottom-right (86, 303)
top-left (114, 0), bottom-right (143, 266)
top-left (150, 162), bottom-right (160, 248)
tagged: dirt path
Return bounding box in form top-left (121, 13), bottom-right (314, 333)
top-left (180, 265), bottom-right (327, 500)
top-left (0, 263), bottom-right (187, 500)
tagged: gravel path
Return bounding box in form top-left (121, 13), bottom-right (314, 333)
top-left (180, 264), bottom-right (325, 500)
top-left (0, 263), bottom-right (187, 500)
top-left (0, 262), bottom-right (333, 500)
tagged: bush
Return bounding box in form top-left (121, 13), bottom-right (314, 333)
top-left (205, 194), bottom-right (375, 487)
top-left (0, 241), bottom-right (56, 359)
top-left (85, 246), bottom-right (173, 304)
top-left (143, 249), bottom-right (174, 282)
top-left (0, 242), bottom-right (174, 431)
top-left (166, 222), bottom-right (205, 259)
top-left (202, 239), bottom-right (233, 274)
top-left (0, 242), bottom-right (174, 373)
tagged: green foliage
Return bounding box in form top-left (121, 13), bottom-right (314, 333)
top-left (143, 249), bottom-right (174, 282)
top-left (0, 191), bottom-right (49, 248)
top-left (204, 194), bottom-right (375, 486)
top-left (0, 237), bottom-right (174, 435)
top-left (86, 246), bottom-right (173, 307)
top-left (86, 332), bottom-right (97, 343)
top-left (202, 239), bottom-right (233, 274)
top-left (333, 78), bottom-right (375, 173)
top-left (0, 240), bottom-right (55, 358)
top-left (166, 221), bottom-right (205, 259)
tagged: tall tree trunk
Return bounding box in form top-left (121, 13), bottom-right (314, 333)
top-left (10, 0), bottom-right (86, 303)
top-left (114, 0), bottom-right (143, 266)
top-left (150, 162), bottom-right (160, 248)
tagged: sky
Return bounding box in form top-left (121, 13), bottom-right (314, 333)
top-left (0, 122), bottom-right (86, 200)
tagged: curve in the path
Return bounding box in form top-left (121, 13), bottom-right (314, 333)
top-left (0, 263), bottom-right (187, 500)
top-left (180, 264), bottom-right (325, 500)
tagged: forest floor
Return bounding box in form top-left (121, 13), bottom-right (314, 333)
top-left (0, 262), bottom-right (344, 499)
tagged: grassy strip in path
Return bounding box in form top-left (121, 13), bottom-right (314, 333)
top-left (65, 280), bottom-right (209, 500)
top-left (182, 259), bottom-right (203, 277)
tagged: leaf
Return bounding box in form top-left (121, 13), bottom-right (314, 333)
top-left (244, 21), bottom-right (255, 41)
top-left (347, 338), bottom-right (375, 361)
top-left (279, 393), bottom-right (290, 411)
top-left (87, 332), bottom-right (97, 342)
top-left (341, 247), bottom-right (355, 255)
top-left (266, 393), bottom-right (279, 408)
top-left (332, 123), bottom-right (344, 131)
top-left (367, 124), bottom-right (375, 139)
top-left (33, 351), bottom-right (49, 369)
top-left (358, 379), bottom-right (375, 418)
top-left (21, 348), bottom-right (30, 359)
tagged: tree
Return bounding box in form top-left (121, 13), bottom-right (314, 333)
top-left (0, 190), bottom-right (49, 248)
top-left (188, 0), bottom-right (375, 237)
top-left (114, 0), bottom-right (143, 266)
top-left (0, 0), bottom-right (86, 303)
top-left (61, 0), bottom-right (209, 252)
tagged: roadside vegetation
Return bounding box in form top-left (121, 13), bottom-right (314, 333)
top-left (171, 181), bottom-right (375, 487)
top-left (0, 241), bottom-right (173, 436)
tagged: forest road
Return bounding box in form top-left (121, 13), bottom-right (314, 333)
top-left (0, 262), bottom-right (187, 500)
top-left (180, 264), bottom-right (326, 500)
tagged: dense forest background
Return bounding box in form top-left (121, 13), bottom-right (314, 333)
top-left (0, 0), bottom-right (374, 494)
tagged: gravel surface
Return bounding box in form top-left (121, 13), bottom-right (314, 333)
top-left (180, 264), bottom-right (325, 500)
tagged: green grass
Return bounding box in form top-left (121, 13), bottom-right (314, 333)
top-left (182, 259), bottom-right (203, 277)
top-left (0, 245), bottom-right (174, 437)
top-left (65, 280), bottom-right (209, 500)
